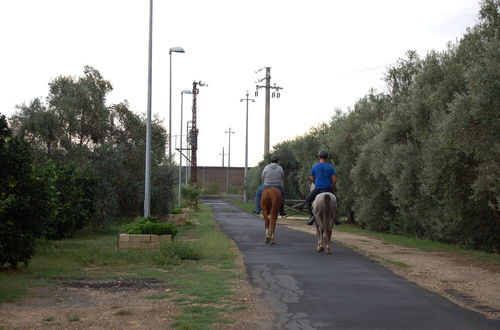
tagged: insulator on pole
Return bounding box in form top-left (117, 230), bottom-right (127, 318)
top-left (272, 92), bottom-right (275, 98)
top-left (255, 90), bottom-right (258, 97)
top-left (277, 92), bottom-right (280, 98)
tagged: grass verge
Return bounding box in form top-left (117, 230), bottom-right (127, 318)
top-left (0, 204), bottom-right (248, 329)
top-left (336, 224), bottom-right (500, 267)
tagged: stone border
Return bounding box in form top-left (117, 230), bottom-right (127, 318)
top-left (118, 234), bottom-right (172, 250)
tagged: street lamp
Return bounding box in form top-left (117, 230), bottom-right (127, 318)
top-left (178, 89), bottom-right (192, 208)
top-left (144, 0), bottom-right (154, 217)
top-left (169, 47), bottom-right (185, 161)
top-left (240, 91), bottom-right (254, 202)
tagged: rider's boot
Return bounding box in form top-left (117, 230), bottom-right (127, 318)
top-left (303, 202), bottom-right (316, 225)
top-left (334, 212), bottom-right (341, 225)
top-left (279, 205), bottom-right (287, 216)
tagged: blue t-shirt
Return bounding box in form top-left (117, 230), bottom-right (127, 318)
top-left (311, 162), bottom-right (336, 189)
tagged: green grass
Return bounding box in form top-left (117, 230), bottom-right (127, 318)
top-left (336, 224), bottom-right (500, 267)
top-left (231, 200), bottom-right (255, 214)
top-left (0, 204), bottom-right (248, 329)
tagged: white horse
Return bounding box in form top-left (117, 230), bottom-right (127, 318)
top-left (312, 192), bottom-right (337, 254)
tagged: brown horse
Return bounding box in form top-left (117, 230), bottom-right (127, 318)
top-left (260, 187), bottom-right (282, 244)
top-left (312, 192), bottom-right (337, 254)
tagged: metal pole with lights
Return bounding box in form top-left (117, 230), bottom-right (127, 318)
top-left (240, 91), bottom-right (254, 202)
top-left (144, 0), bottom-right (154, 217)
top-left (189, 81), bottom-right (207, 184)
top-left (186, 120), bottom-right (192, 186)
top-left (255, 67), bottom-right (283, 156)
top-left (169, 47), bottom-right (185, 161)
top-left (178, 89), bottom-right (192, 208)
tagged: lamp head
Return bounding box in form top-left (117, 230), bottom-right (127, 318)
top-left (169, 47), bottom-right (185, 54)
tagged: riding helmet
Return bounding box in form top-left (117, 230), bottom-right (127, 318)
top-left (318, 150), bottom-right (328, 159)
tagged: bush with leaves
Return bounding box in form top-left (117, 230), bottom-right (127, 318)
top-left (34, 158), bottom-right (96, 240)
top-left (0, 114), bottom-right (49, 269)
top-left (123, 216), bottom-right (178, 237)
top-left (181, 185), bottom-right (200, 209)
top-left (169, 208), bottom-right (183, 215)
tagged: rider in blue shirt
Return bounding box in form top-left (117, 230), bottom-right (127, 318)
top-left (304, 151), bottom-right (341, 225)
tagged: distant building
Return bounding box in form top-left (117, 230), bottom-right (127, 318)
top-left (183, 166), bottom-right (246, 194)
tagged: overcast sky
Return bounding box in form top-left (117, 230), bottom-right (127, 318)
top-left (0, 0), bottom-right (480, 167)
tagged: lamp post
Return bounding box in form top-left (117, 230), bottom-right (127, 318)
top-left (178, 89), bottom-right (192, 208)
top-left (169, 47), bottom-right (185, 161)
top-left (144, 0), bottom-right (154, 217)
top-left (225, 127), bottom-right (235, 193)
top-left (240, 91), bottom-right (254, 202)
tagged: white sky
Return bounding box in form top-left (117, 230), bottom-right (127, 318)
top-left (0, 0), bottom-right (480, 167)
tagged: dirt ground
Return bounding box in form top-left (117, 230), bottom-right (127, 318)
top-left (280, 218), bottom-right (500, 320)
top-left (1, 220), bottom-right (498, 329)
top-left (0, 244), bottom-right (274, 330)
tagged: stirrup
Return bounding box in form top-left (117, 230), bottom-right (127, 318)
top-left (306, 216), bottom-right (316, 226)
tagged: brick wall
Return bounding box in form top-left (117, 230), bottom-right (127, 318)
top-left (185, 166), bottom-right (247, 193)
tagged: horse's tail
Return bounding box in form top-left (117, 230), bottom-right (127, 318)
top-left (324, 193), bottom-right (331, 218)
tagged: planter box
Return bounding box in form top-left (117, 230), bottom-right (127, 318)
top-left (167, 214), bottom-right (187, 225)
top-left (168, 213), bottom-right (186, 219)
top-left (118, 233), bottom-right (171, 250)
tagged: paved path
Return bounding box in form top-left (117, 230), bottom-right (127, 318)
top-left (203, 200), bottom-right (500, 330)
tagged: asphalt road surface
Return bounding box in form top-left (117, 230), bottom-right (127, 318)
top-left (203, 199), bottom-right (500, 330)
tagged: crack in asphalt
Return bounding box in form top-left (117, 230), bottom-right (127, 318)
top-left (251, 264), bottom-right (316, 330)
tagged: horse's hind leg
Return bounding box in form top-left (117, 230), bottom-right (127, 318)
top-left (270, 215), bottom-right (277, 244)
top-left (325, 228), bottom-right (332, 254)
top-left (263, 213), bottom-right (271, 243)
top-left (316, 225), bottom-right (324, 252)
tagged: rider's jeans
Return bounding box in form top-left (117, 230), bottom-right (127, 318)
top-left (254, 184), bottom-right (285, 213)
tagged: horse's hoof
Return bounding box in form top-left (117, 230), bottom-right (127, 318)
top-left (326, 250), bottom-right (331, 254)
top-left (271, 241), bottom-right (276, 245)
top-left (317, 247), bottom-right (324, 252)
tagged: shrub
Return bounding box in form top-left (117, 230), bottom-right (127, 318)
top-left (34, 159), bottom-right (96, 240)
top-left (160, 241), bottom-right (201, 260)
top-left (0, 114), bottom-right (49, 269)
top-left (181, 185), bottom-right (200, 209)
top-left (169, 208), bottom-right (183, 214)
top-left (123, 220), bottom-right (178, 238)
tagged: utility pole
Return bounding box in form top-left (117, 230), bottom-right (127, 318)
top-left (189, 81), bottom-right (207, 185)
top-left (255, 67), bottom-right (283, 156)
top-left (219, 146), bottom-right (226, 167)
top-left (225, 127), bottom-right (235, 193)
top-left (186, 120), bottom-right (192, 186)
top-left (240, 91), bottom-right (254, 202)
